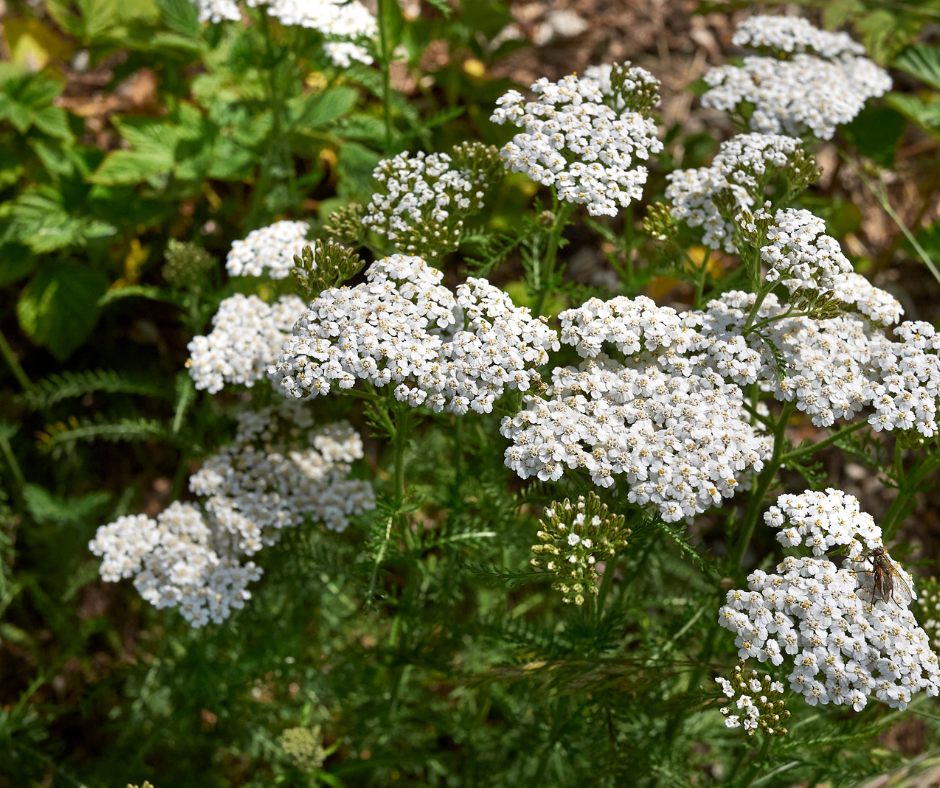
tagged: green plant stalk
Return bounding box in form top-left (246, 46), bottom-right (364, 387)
top-left (249, 10), bottom-right (299, 225)
top-left (377, 0), bottom-right (393, 154)
top-left (0, 435), bottom-right (25, 490)
top-left (880, 453), bottom-right (940, 541)
top-left (843, 152), bottom-right (940, 286)
top-left (693, 249), bottom-right (710, 309)
top-left (0, 328), bottom-right (30, 391)
top-left (532, 200), bottom-right (574, 317)
top-left (780, 418), bottom-right (868, 466)
top-left (593, 553), bottom-right (618, 628)
top-left (623, 204), bottom-right (635, 287)
top-left (729, 402), bottom-right (795, 570)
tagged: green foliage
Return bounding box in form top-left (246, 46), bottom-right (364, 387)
top-left (4, 1), bottom-right (940, 787)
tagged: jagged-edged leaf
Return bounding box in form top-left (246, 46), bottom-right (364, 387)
top-left (16, 262), bottom-right (108, 360)
top-left (98, 284), bottom-right (179, 307)
top-left (19, 368), bottom-right (174, 410)
top-left (895, 45), bottom-right (940, 91)
top-left (288, 86), bottom-right (358, 130)
top-left (0, 244), bottom-right (36, 286)
top-left (4, 187), bottom-right (115, 252)
top-left (38, 417), bottom-right (176, 449)
top-left (22, 484), bottom-right (110, 525)
top-left (156, 0), bottom-right (201, 38)
top-left (841, 106), bottom-right (907, 167)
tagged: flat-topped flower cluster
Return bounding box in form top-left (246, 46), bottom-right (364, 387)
top-left (491, 67), bottom-right (663, 216)
top-left (719, 491), bottom-right (938, 711)
top-left (665, 133), bottom-right (818, 254)
top-left (89, 402), bottom-right (374, 626)
top-left (362, 144), bottom-right (503, 258)
top-left (187, 293), bottom-right (306, 394)
top-left (273, 254), bottom-right (559, 414)
top-left (189, 0), bottom-right (375, 67)
top-left (702, 15), bottom-right (891, 139)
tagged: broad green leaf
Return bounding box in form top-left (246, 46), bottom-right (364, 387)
top-left (16, 262), bottom-right (108, 360)
top-left (288, 86), bottom-right (359, 130)
top-left (885, 92), bottom-right (940, 136)
top-left (841, 106), bottom-right (907, 167)
top-left (336, 141), bottom-right (381, 200)
top-left (5, 187), bottom-right (116, 253)
top-left (98, 284), bottom-right (178, 307)
top-left (0, 244), bottom-right (36, 286)
top-left (156, 0), bottom-right (202, 38)
top-left (895, 45), bottom-right (940, 91)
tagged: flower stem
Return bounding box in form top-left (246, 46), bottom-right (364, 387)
top-left (377, 0), bottom-right (393, 154)
top-left (533, 200), bottom-right (573, 317)
top-left (0, 328), bottom-right (30, 391)
top-left (880, 453), bottom-right (940, 541)
top-left (730, 402), bottom-right (794, 570)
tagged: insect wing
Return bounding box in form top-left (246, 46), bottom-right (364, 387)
top-left (887, 561), bottom-right (914, 605)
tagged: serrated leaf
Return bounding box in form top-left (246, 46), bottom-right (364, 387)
top-left (22, 484), bottom-right (110, 525)
top-left (98, 284), bottom-right (179, 307)
top-left (289, 86), bottom-right (359, 130)
top-left (16, 262), bottom-right (108, 360)
top-left (336, 141), bottom-right (381, 200)
top-left (5, 187), bottom-right (115, 253)
top-left (156, 0), bottom-right (202, 38)
top-left (895, 45), bottom-right (940, 91)
top-left (841, 106), bottom-right (907, 167)
top-left (0, 244), bottom-right (36, 286)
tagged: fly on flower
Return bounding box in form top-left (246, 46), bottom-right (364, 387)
top-left (857, 548), bottom-right (914, 608)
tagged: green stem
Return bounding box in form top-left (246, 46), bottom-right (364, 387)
top-left (737, 734), bottom-right (774, 788)
top-left (0, 328), bottom-right (30, 391)
top-left (393, 408), bottom-right (414, 553)
top-left (377, 0), bottom-right (393, 154)
top-left (693, 249), bottom-right (710, 309)
top-left (623, 204), bottom-right (635, 288)
top-left (729, 402), bottom-right (794, 570)
top-left (842, 152), bottom-right (940, 286)
top-left (594, 553), bottom-right (618, 628)
top-left (780, 419), bottom-right (868, 466)
top-left (880, 453), bottom-right (940, 541)
top-left (742, 285), bottom-right (771, 333)
top-left (533, 200), bottom-right (573, 317)
top-left (0, 435), bottom-right (25, 490)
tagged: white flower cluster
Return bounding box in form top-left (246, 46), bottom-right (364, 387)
top-left (761, 208), bottom-right (853, 291)
top-left (716, 665), bottom-right (788, 734)
top-left (273, 254), bottom-right (559, 414)
top-left (186, 0), bottom-right (375, 67)
top-left (89, 402), bottom-right (375, 626)
top-left (665, 133), bottom-right (805, 253)
top-left (187, 293), bottom-right (306, 394)
top-left (226, 220), bottom-right (311, 280)
top-left (500, 295), bottom-right (773, 521)
top-left (190, 401), bottom-right (375, 550)
top-left (731, 15), bottom-right (865, 58)
top-left (90, 503), bottom-right (263, 627)
top-left (490, 68), bottom-right (663, 216)
top-left (765, 488), bottom-right (884, 559)
top-left (265, 0), bottom-right (376, 67)
top-left (362, 151), bottom-right (486, 257)
top-left (702, 16), bottom-right (891, 139)
top-left (719, 490), bottom-right (939, 711)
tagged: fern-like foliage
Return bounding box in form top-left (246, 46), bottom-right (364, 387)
top-left (37, 417), bottom-right (176, 450)
top-left (20, 369), bottom-right (174, 411)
